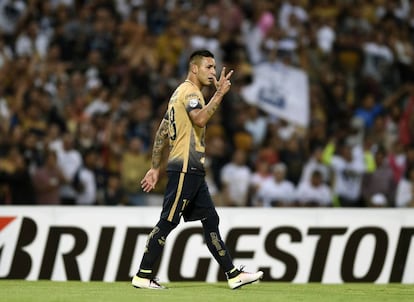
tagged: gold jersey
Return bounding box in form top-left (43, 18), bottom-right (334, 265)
top-left (165, 81), bottom-right (206, 175)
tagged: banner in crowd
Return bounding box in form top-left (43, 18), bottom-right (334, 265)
top-left (0, 207), bottom-right (413, 283)
top-left (242, 63), bottom-right (310, 127)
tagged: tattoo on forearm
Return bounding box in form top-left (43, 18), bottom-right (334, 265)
top-left (151, 120), bottom-right (169, 168)
top-left (207, 102), bottom-right (219, 117)
top-left (152, 138), bottom-right (163, 169)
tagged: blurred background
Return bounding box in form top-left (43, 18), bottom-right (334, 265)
top-left (0, 0), bottom-right (414, 208)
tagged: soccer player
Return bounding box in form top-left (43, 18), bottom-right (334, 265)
top-left (132, 50), bottom-right (264, 289)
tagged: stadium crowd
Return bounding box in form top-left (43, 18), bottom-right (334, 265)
top-left (0, 0), bottom-right (414, 207)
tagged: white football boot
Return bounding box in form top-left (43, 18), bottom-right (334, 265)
top-left (227, 268), bottom-right (264, 290)
top-left (131, 275), bottom-right (166, 290)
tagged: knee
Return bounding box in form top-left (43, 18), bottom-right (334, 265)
top-left (156, 218), bottom-right (178, 234)
top-left (202, 212), bottom-right (220, 230)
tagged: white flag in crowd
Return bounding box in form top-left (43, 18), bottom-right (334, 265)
top-left (241, 62), bottom-right (310, 127)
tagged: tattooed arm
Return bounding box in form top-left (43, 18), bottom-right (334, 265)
top-left (189, 67), bottom-right (233, 128)
top-left (151, 118), bottom-right (169, 169)
top-left (141, 118), bottom-right (169, 193)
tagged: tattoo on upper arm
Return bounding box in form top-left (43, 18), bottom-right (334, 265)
top-left (151, 120), bottom-right (169, 168)
top-left (159, 119), bottom-right (169, 139)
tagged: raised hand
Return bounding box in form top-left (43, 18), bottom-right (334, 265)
top-left (213, 67), bottom-right (234, 95)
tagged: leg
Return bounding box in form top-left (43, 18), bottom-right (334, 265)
top-left (201, 212), bottom-right (234, 273)
top-left (201, 212), bottom-right (264, 289)
top-left (137, 218), bottom-right (177, 278)
top-left (132, 218), bottom-right (177, 289)
top-left (136, 171), bottom-right (188, 279)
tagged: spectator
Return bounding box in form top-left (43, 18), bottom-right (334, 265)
top-left (205, 134), bottom-right (228, 195)
top-left (75, 149), bottom-right (98, 206)
top-left (20, 131), bottom-right (44, 173)
top-left (104, 173), bottom-right (127, 206)
top-left (354, 93), bottom-right (384, 129)
top-left (76, 120), bottom-right (97, 154)
top-left (49, 132), bottom-right (83, 204)
top-left (399, 85), bottom-right (414, 146)
top-left (256, 163), bottom-right (296, 207)
top-left (220, 148), bottom-right (252, 207)
top-left (390, 25), bottom-right (414, 84)
top-left (354, 84), bottom-right (407, 131)
top-left (361, 29), bottom-right (394, 87)
top-left (20, 102), bottom-right (48, 137)
top-left (244, 105), bottom-right (268, 148)
top-left (243, 1), bottom-right (275, 65)
top-left (249, 157), bottom-right (273, 207)
top-left (120, 137), bottom-right (150, 205)
top-left (0, 33), bottom-right (13, 69)
top-left (279, 136), bottom-right (306, 185)
top-left (127, 95), bottom-right (154, 150)
top-left (395, 166), bottom-right (414, 207)
top-left (296, 170), bottom-right (332, 207)
top-left (322, 141), bottom-right (367, 207)
top-left (388, 141), bottom-right (406, 183)
top-left (0, 147), bottom-right (35, 204)
top-left (15, 19), bottom-right (50, 59)
top-left (32, 149), bottom-right (65, 204)
top-left (101, 118), bottom-right (128, 175)
top-left (299, 145), bottom-right (330, 185)
top-left (0, 0), bottom-right (27, 37)
top-left (361, 147), bottom-right (396, 206)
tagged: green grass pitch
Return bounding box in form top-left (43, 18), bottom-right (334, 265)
top-left (1, 280), bottom-right (413, 302)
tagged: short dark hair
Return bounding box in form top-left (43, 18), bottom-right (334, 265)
top-left (311, 169), bottom-right (323, 178)
top-left (189, 50), bottom-right (214, 64)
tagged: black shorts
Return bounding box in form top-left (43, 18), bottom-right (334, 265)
top-left (161, 171), bottom-right (216, 224)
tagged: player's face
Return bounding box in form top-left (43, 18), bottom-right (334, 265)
top-left (197, 57), bottom-right (216, 86)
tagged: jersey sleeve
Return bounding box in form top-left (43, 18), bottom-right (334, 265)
top-left (184, 91), bottom-right (202, 113)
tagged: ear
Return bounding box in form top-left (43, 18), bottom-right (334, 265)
top-left (190, 63), bottom-right (198, 74)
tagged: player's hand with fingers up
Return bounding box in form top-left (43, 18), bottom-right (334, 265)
top-left (213, 67), bottom-right (234, 96)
